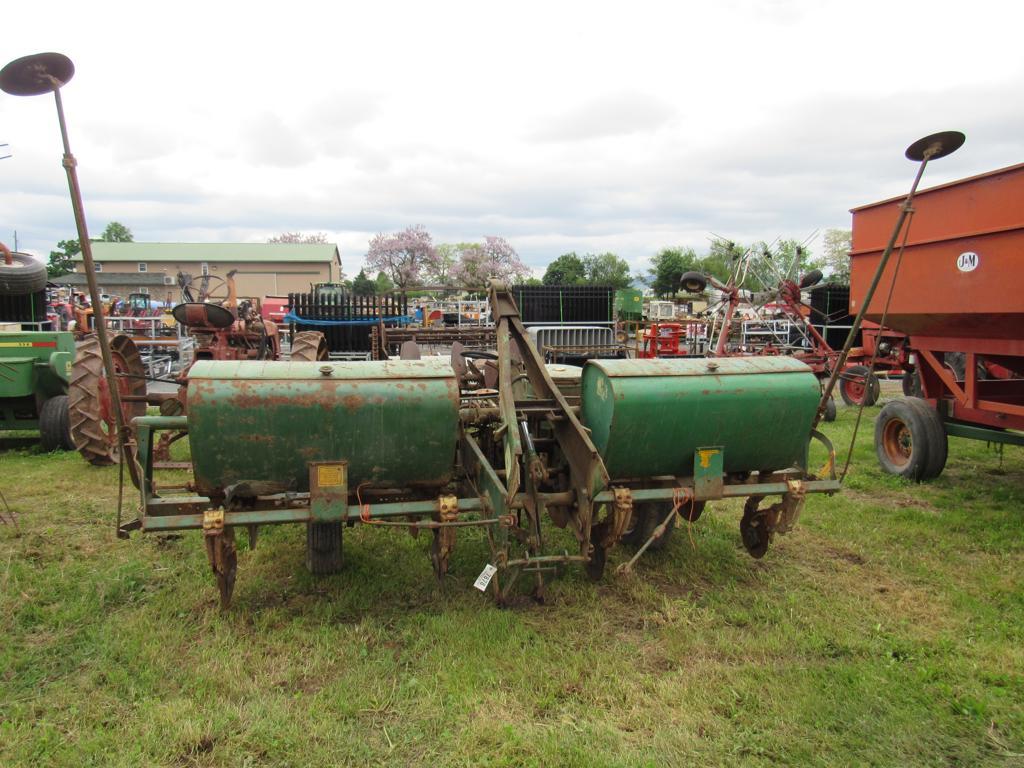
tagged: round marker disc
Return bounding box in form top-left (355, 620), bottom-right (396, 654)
top-left (0, 52), bottom-right (74, 96)
top-left (905, 131), bottom-right (965, 161)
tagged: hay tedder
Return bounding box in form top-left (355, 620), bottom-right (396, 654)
top-left (127, 282), bottom-right (840, 607)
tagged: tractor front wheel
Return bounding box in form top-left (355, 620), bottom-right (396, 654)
top-left (39, 395), bottom-right (74, 451)
top-left (290, 331), bottom-right (329, 362)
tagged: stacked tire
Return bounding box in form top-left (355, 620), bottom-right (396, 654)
top-left (0, 251), bottom-right (47, 296)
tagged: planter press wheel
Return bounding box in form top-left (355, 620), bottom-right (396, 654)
top-left (740, 497), bottom-right (771, 559)
top-left (839, 364), bottom-right (880, 407)
top-left (291, 329), bottom-right (339, 573)
top-left (69, 335), bottom-right (147, 465)
top-left (621, 500), bottom-right (705, 551)
top-left (822, 396), bottom-right (837, 423)
top-left (289, 331), bottom-right (328, 362)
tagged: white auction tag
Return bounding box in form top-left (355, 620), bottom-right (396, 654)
top-left (473, 563), bottom-right (498, 592)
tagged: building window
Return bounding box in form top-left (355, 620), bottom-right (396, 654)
top-left (201, 262), bottom-right (209, 276)
top-left (138, 263), bottom-right (147, 273)
top-left (138, 287), bottom-right (149, 294)
top-left (94, 263), bottom-right (103, 272)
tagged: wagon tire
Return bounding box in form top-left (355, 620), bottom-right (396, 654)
top-left (306, 521), bottom-right (343, 575)
top-left (39, 395), bottom-right (74, 451)
top-left (839, 364), bottom-right (880, 407)
top-left (902, 369), bottom-right (923, 397)
top-left (290, 331), bottom-right (328, 362)
top-left (874, 397), bottom-right (941, 481)
top-left (0, 251), bottom-right (47, 295)
top-left (903, 396), bottom-right (947, 480)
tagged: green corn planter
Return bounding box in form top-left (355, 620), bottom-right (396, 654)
top-left (187, 358), bottom-right (460, 495)
top-left (0, 331), bottom-right (75, 437)
top-left (0, 331), bottom-right (74, 399)
top-left (581, 357), bottom-right (820, 479)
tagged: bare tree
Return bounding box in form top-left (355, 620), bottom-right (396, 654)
top-left (268, 232), bottom-right (329, 244)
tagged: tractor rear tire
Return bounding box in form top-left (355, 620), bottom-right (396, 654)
top-left (69, 337), bottom-right (115, 465)
top-left (306, 521), bottom-right (343, 575)
top-left (874, 397), bottom-right (945, 481)
top-left (290, 331), bottom-right (328, 362)
top-left (69, 335), bottom-right (146, 465)
top-left (839, 365), bottom-right (880, 407)
top-left (39, 395), bottom-right (74, 451)
top-left (0, 252), bottom-right (47, 295)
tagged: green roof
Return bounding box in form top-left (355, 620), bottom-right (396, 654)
top-left (74, 242), bottom-right (340, 263)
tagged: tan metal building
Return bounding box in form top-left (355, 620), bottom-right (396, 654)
top-left (70, 242), bottom-right (342, 299)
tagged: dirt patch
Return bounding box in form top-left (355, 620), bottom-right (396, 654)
top-left (825, 546), bottom-right (866, 565)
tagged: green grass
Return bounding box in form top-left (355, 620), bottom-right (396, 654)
top-left (1, 398), bottom-right (1023, 767)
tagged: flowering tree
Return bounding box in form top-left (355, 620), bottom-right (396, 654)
top-left (365, 225), bottom-right (438, 291)
top-left (451, 236), bottom-right (530, 287)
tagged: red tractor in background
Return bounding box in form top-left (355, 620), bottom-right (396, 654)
top-left (70, 271), bottom-right (326, 467)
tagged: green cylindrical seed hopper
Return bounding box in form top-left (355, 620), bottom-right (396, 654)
top-left (187, 358), bottom-right (460, 495)
top-left (580, 357), bottom-right (820, 479)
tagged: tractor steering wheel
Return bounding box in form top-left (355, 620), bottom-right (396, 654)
top-left (180, 273), bottom-right (230, 305)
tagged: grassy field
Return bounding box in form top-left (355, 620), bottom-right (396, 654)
top-left (1, 398), bottom-right (1022, 767)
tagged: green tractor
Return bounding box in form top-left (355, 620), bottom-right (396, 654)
top-left (0, 331), bottom-right (76, 451)
top-left (0, 243), bottom-right (78, 450)
top-left (0, 329), bottom-right (146, 459)
top-left (1, 244), bottom-right (142, 458)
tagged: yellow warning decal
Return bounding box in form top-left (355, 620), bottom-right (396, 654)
top-left (317, 464), bottom-right (345, 487)
top-left (698, 448), bottom-right (720, 469)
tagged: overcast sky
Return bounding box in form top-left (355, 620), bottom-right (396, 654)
top-left (2, 0), bottom-right (1021, 279)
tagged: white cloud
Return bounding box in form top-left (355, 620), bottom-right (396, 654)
top-left (1, 0), bottom-right (1022, 279)
top-left (530, 91), bottom-right (676, 142)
